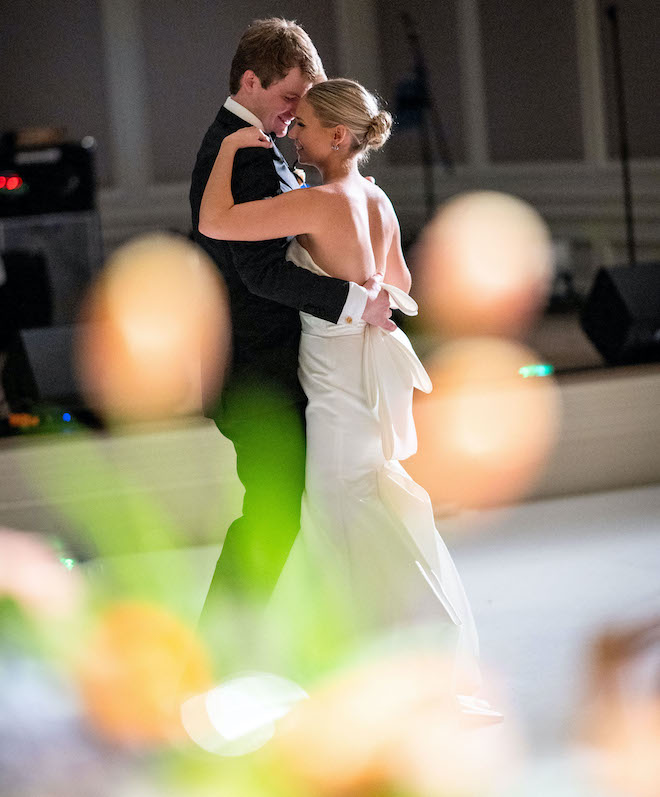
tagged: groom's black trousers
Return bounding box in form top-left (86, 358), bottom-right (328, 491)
top-left (197, 380), bottom-right (306, 650)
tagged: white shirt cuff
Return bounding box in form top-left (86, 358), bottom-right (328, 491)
top-left (340, 283), bottom-right (368, 324)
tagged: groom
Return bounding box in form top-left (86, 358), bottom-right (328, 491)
top-left (190, 19), bottom-right (393, 635)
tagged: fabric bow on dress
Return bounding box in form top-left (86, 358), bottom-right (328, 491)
top-left (363, 283), bottom-right (432, 461)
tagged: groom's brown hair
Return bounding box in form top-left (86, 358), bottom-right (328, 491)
top-left (229, 18), bottom-right (325, 94)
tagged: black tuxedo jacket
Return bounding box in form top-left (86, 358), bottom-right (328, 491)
top-left (190, 106), bottom-right (350, 408)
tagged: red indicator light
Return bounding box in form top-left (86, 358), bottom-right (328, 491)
top-left (6, 176), bottom-right (22, 190)
top-left (0, 176), bottom-right (6, 189)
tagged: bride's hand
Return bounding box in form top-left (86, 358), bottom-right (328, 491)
top-left (224, 127), bottom-right (272, 152)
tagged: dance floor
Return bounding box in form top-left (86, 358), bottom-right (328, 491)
top-left (443, 483), bottom-right (660, 749)
top-left (69, 482), bottom-right (659, 753)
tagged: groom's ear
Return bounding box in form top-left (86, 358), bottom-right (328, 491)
top-left (240, 70), bottom-right (262, 93)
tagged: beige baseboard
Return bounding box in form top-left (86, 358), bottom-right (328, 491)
top-left (1, 366), bottom-right (658, 547)
top-left (531, 364), bottom-right (660, 499)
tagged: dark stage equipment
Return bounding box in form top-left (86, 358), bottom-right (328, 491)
top-left (0, 136), bottom-right (96, 217)
top-left (395, 12), bottom-right (453, 222)
top-left (0, 137), bottom-right (103, 426)
top-left (0, 136), bottom-right (102, 325)
top-left (580, 263), bottom-right (660, 365)
top-left (19, 324), bottom-right (81, 408)
top-left (580, 5), bottom-right (660, 366)
top-left (0, 250), bottom-right (52, 344)
top-left (2, 323), bottom-right (101, 432)
top-left (0, 212), bottom-right (103, 325)
top-left (605, 4), bottom-right (636, 268)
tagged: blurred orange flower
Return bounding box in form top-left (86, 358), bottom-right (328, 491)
top-left (77, 602), bottom-right (212, 745)
top-left (273, 650), bottom-right (519, 796)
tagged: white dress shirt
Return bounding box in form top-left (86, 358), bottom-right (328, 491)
top-left (223, 97), bottom-right (369, 324)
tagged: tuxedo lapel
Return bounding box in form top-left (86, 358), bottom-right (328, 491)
top-left (270, 139), bottom-right (300, 193)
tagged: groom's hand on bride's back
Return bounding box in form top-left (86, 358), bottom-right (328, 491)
top-left (362, 273), bottom-right (396, 331)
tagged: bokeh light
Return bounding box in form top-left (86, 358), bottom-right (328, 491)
top-left (406, 338), bottom-right (560, 510)
top-left (77, 233), bottom-right (229, 423)
top-left (181, 672), bottom-right (308, 756)
top-left (417, 191), bottom-right (553, 338)
top-left (77, 602), bottom-right (212, 745)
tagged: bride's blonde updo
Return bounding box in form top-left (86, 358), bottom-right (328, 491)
top-left (305, 78), bottom-right (392, 160)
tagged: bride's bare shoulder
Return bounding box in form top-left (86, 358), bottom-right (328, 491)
top-left (372, 181), bottom-right (396, 209)
top-left (311, 180), bottom-right (395, 223)
top-left (364, 182), bottom-right (399, 225)
top-left (306, 182), bottom-right (349, 204)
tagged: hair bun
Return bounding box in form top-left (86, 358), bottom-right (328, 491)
top-left (365, 110), bottom-right (392, 150)
top-left (304, 78), bottom-right (392, 162)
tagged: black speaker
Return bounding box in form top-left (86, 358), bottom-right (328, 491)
top-left (580, 263), bottom-right (660, 365)
top-left (0, 210), bottom-right (102, 324)
top-left (2, 323), bottom-right (102, 430)
top-left (19, 325), bottom-right (82, 406)
top-left (0, 139), bottom-right (96, 217)
top-left (1, 250), bottom-right (53, 332)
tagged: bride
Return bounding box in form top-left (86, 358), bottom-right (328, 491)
top-left (199, 78), bottom-right (495, 718)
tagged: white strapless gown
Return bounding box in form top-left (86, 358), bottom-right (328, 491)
top-left (260, 239), bottom-right (482, 694)
top-left (181, 240), bottom-right (487, 755)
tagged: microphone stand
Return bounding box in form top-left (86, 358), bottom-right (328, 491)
top-left (606, 3), bottom-right (637, 267)
top-left (400, 12), bottom-right (454, 221)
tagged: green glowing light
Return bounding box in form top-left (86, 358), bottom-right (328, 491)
top-left (519, 363), bottom-right (554, 378)
top-left (60, 557), bottom-right (76, 571)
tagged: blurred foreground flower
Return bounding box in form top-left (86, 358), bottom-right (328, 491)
top-left (271, 650), bottom-right (520, 796)
top-left (0, 527), bottom-right (83, 619)
top-left (581, 617), bottom-right (660, 797)
top-left (417, 191), bottom-right (553, 338)
top-left (406, 337), bottom-right (560, 510)
top-left (77, 601), bottom-right (212, 746)
top-left (77, 233), bottom-right (229, 423)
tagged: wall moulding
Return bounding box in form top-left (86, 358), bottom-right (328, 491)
top-left (97, 159), bottom-right (660, 259)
